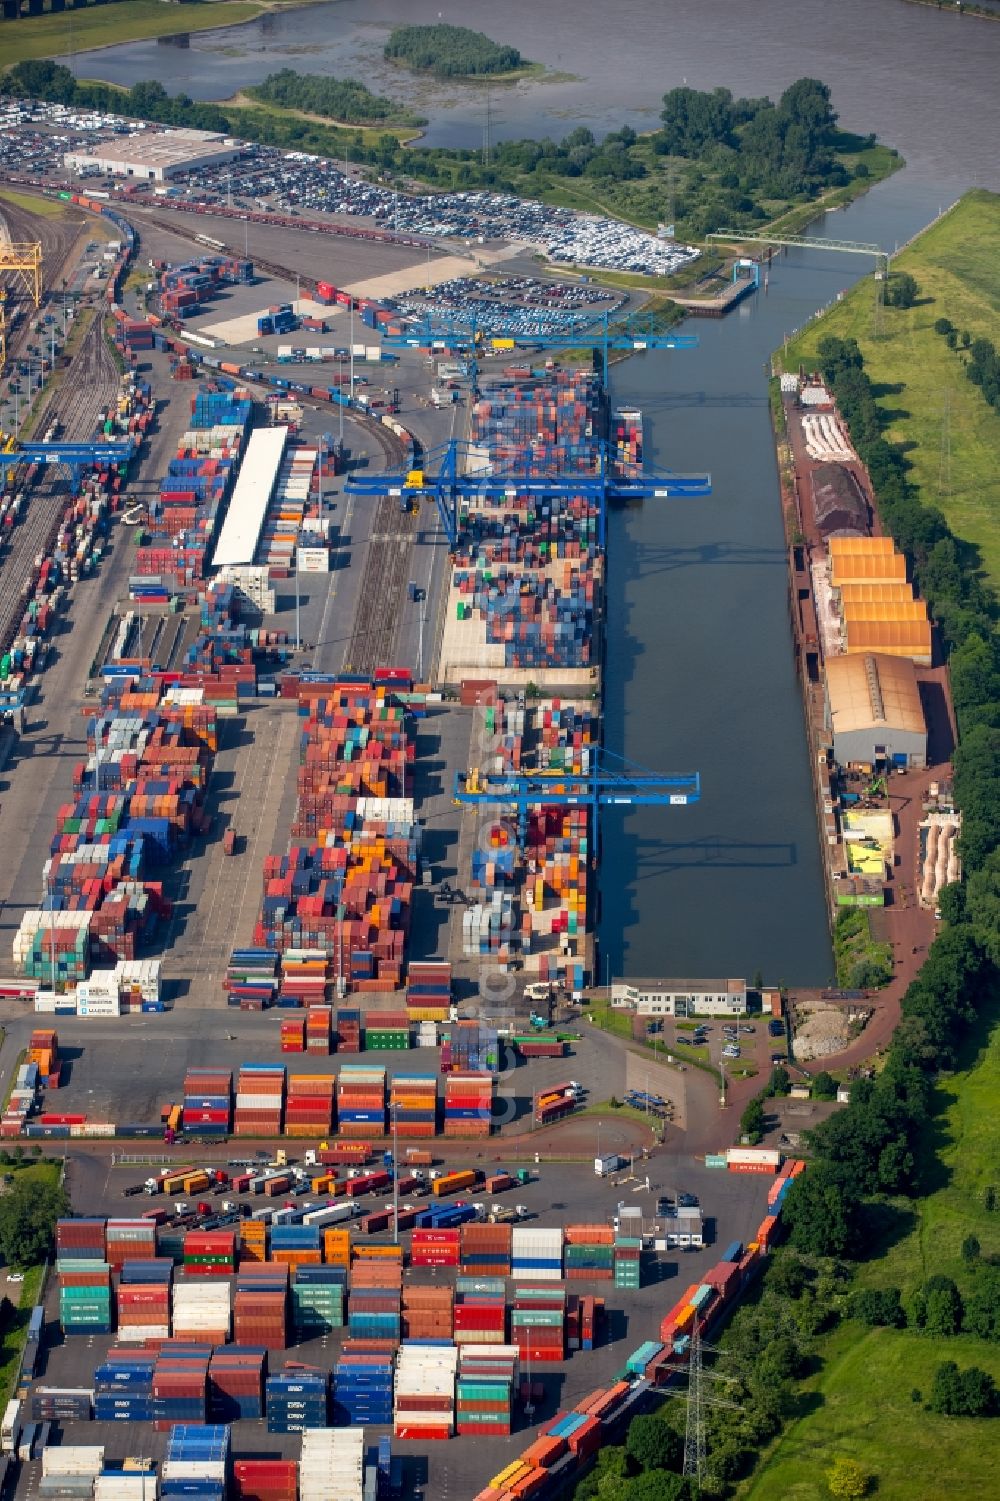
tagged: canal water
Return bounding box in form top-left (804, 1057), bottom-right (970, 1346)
top-left (71, 0), bottom-right (1000, 984)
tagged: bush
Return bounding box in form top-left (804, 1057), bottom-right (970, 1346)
top-left (927, 1361), bottom-right (998, 1417)
top-left (813, 1070), bottom-right (838, 1100)
top-left (827, 1457), bottom-right (871, 1498)
top-left (848, 1287), bottom-right (904, 1327)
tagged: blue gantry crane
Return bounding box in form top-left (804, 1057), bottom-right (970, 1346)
top-left (380, 307), bottom-right (699, 380)
top-left (453, 750), bottom-right (701, 849)
top-left (0, 437), bottom-right (136, 492)
top-left (346, 437), bottom-right (710, 548)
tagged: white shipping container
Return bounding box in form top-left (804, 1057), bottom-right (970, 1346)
top-left (727, 1147), bottom-right (781, 1167)
top-left (43, 1447), bottom-right (105, 1477)
top-left (296, 547), bottom-right (329, 574)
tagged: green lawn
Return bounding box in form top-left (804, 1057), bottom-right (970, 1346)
top-left (0, 187), bottom-right (66, 218)
top-left (782, 189), bottom-right (1000, 586)
top-left (742, 1005), bottom-right (1000, 1497)
top-left (738, 1324), bottom-right (1000, 1501)
top-left (0, 1), bottom-right (315, 71)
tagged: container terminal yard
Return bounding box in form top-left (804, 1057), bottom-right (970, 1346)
top-left (0, 106), bottom-right (850, 1501)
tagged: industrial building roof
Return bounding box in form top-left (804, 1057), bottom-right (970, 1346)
top-left (212, 427), bottom-right (289, 570)
top-left (826, 652), bottom-right (925, 735)
top-left (828, 535), bottom-right (897, 556)
top-left (842, 599), bottom-right (929, 623)
top-left (618, 978), bottom-right (745, 993)
top-left (67, 127), bottom-right (239, 174)
top-left (810, 462), bottom-right (869, 538)
top-left (838, 582), bottom-right (914, 603)
top-left (843, 616), bottom-right (933, 661)
top-left (830, 552), bottom-right (908, 585)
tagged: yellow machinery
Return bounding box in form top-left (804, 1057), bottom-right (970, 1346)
top-left (0, 241), bottom-right (43, 376)
top-left (0, 241), bottom-right (43, 309)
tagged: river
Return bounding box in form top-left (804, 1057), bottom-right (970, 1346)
top-left (72, 0), bottom-right (1000, 984)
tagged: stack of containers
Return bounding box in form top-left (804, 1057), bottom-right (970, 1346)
top-left (453, 1279), bottom-right (507, 1346)
top-left (265, 1366), bottom-right (329, 1433)
top-left (239, 1218), bottom-right (268, 1264)
top-left (41, 1447), bottom-right (105, 1496)
top-left (270, 1224), bottom-right (323, 1271)
top-left (234, 1062), bottom-right (285, 1135)
top-left (335, 1009), bottom-right (361, 1052)
top-left (280, 1018), bottom-right (305, 1052)
top-left (208, 1348), bottom-right (266, 1421)
top-left (291, 1265), bottom-right (346, 1338)
top-left (300, 1430), bottom-right (365, 1501)
top-left (104, 1219), bottom-right (157, 1270)
top-left (59, 1259), bottom-right (113, 1335)
top-left (405, 961), bottom-right (451, 1023)
top-left (393, 1344), bottom-right (458, 1440)
top-left (389, 1070), bottom-right (437, 1138)
top-left (511, 1225), bottom-right (564, 1281)
top-left (234, 1262), bottom-right (289, 1348)
top-left (614, 1236), bottom-right (642, 1290)
top-left (564, 1225), bottom-right (614, 1281)
top-left (363, 1010), bottom-right (410, 1050)
top-left (323, 1227), bottom-right (351, 1271)
top-left (232, 1459), bottom-right (297, 1501)
top-left (400, 1285), bottom-right (453, 1341)
top-left (152, 1350), bottom-right (210, 1429)
top-left (182, 1067), bottom-right (233, 1136)
top-left (460, 1222), bottom-right (512, 1277)
top-left (305, 1006), bottom-right (332, 1052)
top-left (510, 1286), bottom-right (566, 1363)
top-left (161, 1425), bottom-right (228, 1501)
top-left (337, 1064), bottom-right (386, 1137)
top-left (172, 1279), bottom-right (231, 1343)
top-left (411, 1228), bottom-right (460, 1269)
top-left (455, 1345), bottom-right (519, 1436)
top-left (284, 1073), bottom-right (335, 1137)
top-left (348, 1279), bottom-right (401, 1343)
top-left (443, 1071), bottom-right (494, 1138)
top-left (225, 949), bottom-right (279, 1009)
top-left (94, 1353), bottom-right (155, 1421)
top-left (57, 1216), bottom-right (106, 1262)
top-left (116, 1260), bottom-right (172, 1340)
top-left (279, 949), bottom-right (329, 1008)
top-left (183, 1230), bottom-right (236, 1276)
top-left (332, 1351), bottom-right (394, 1426)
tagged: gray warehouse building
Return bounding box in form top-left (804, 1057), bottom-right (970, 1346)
top-left (825, 651), bottom-right (927, 770)
top-left (65, 128), bottom-right (241, 182)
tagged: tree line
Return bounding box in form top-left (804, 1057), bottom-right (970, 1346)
top-left (934, 317), bottom-right (1000, 415)
top-left (383, 23), bottom-right (523, 78)
top-left (246, 69), bottom-right (416, 127)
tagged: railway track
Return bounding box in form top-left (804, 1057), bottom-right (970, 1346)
top-left (347, 491), bottom-right (421, 676)
top-left (0, 311), bottom-right (120, 654)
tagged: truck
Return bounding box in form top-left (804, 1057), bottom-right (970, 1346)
top-left (1, 1399), bottom-right (20, 1455)
top-left (595, 1153), bottom-right (626, 1177)
top-left (432, 1170), bottom-right (478, 1198)
top-left (488, 1203), bottom-right (528, 1223)
top-left (222, 828), bottom-right (237, 856)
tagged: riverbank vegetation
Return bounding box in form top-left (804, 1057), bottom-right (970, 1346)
top-left (832, 906), bottom-right (894, 988)
top-left (0, 0), bottom-right (315, 72)
top-left (383, 23), bottom-right (525, 79)
top-left (245, 69), bottom-right (423, 129)
top-left (401, 79), bottom-right (900, 237)
top-left (782, 191), bottom-right (1000, 585)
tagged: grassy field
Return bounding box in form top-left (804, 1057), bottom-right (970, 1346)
top-left (0, 186), bottom-right (66, 217)
top-left (0, 1), bottom-right (322, 71)
top-left (739, 1324), bottom-right (1000, 1501)
top-left (741, 1003), bottom-right (1000, 1497)
top-left (781, 190), bottom-right (1000, 585)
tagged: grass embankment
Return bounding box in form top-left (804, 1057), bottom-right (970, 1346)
top-left (739, 1008), bottom-right (1000, 1500)
top-left (0, 0), bottom-right (320, 72)
top-left (782, 190), bottom-right (1000, 586)
top-left (0, 1158), bottom-right (61, 1409)
top-left (0, 186), bottom-right (66, 218)
top-left (832, 907), bottom-right (893, 989)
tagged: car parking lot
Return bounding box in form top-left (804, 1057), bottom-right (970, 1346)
top-left (0, 104), bottom-right (702, 278)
